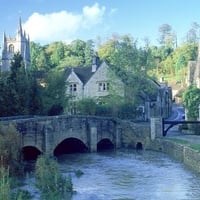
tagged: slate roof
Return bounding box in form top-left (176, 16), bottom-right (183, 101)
top-left (65, 65), bottom-right (96, 85)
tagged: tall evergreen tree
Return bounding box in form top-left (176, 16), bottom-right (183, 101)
top-left (7, 53), bottom-right (30, 115)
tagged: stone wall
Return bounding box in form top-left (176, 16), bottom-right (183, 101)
top-left (149, 138), bottom-right (200, 173)
top-left (120, 120), bottom-right (151, 149)
top-left (1, 116), bottom-right (152, 156)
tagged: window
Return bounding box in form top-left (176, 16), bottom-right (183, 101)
top-left (69, 83), bottom-right (77, 95)
top-left (9, 44), bottom-right (14, 53)
top-left (98, 82), bottom-right (109, 91)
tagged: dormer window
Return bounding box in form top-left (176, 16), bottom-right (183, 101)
top-left (9, 44), bottom-right (14, 53)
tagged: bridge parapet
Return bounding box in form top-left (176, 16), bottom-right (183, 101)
top-left (0, 115), bottom-right (151, 156)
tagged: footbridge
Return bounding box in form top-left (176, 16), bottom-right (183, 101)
top-left (163, 119), bottom-right (200, 136)
top-left (0, 115), bottom-right (151, 159)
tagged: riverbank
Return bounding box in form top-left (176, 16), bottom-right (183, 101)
top-left (149, 133), bottom-right (200, 174)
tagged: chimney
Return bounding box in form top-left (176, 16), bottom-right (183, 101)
top-left (92, 54), bottom-right (99, 72)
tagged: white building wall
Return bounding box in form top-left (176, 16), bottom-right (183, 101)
top-left (66, 70), bottom-right (83, 100)
top-left (84, 62), bottom-right (124, 98)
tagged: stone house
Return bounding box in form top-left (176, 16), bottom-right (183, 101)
top-left (65, 56), bottom-right (172, 120)
top-left (65, 56), bottom-right (124, 101)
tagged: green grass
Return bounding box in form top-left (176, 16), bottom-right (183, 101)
top-left (166, 138), bottom-right (189, 145)
top-left (166, 138), bottom-right (200, 152)
top-left (189, 144), bottom-right (200, 152)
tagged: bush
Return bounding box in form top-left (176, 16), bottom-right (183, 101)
top-left (95, 104), bottom-right (112, 117)
top-left (0, 164), bottom-right (32, 200)
top-left (0, 124), bottom-right (22, 175)
top-left (188, 124), bottom-right (200, 135)
top-left (0, 165), bottom-right (10, 200)
top-left (35, 155), bottom-right (73, 200)
top-left (118, 103), bottom-right (137, 119)
top-left (77, 98), bottom-right (96, 115)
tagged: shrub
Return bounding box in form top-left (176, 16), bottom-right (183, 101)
top-left (0, 124), bottom-right (22, 175)
top-left (0, 165), bottom-right (10, 200)
top-left (77, 98), bottom-right (96, 115)
top-left (35, 155), bottom-right (73, 200)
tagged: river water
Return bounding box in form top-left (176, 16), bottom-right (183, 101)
top-left (23, 150), bottom-right (200, 200)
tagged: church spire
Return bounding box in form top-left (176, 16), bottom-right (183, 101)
top-left (17, 17), bottom-right (23, 36)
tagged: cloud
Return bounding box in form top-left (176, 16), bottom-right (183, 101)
top-left (23, 3), bottom-right (106, 44)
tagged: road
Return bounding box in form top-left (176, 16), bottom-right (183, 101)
top-left (167, 103), bottom-right (185, 121)
top-left (166, 104), bottom-right (200, 145)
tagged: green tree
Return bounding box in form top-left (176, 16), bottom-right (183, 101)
top-left (45, 42), bottom-right (66, 68)
top-left (182, 85), bottom-right (200, 119)
top-left (77, 98), bottom-right (96, 115)
top-left (0, 124), bottom-right (22, 175)
top-left (98, 35), bottom-right (158, 109)
top-left (41, 69), bottom-right (68, 115)
top-left (35, 155), bottom-right (73, 200)
top-left (6, 53), bottom-right (30, 115)
top-left (28, 73), bottom-right (43, 115)
top-left (30, 42), bottom-right (49, 71)
top-left (158, 23), bottom-right (177, 47)
top-left (186, 22), bottom-right (200, 43)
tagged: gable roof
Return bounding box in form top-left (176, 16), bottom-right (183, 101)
top-left (65, 66), bottom-right (96, 85)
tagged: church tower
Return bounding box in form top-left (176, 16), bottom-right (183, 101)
top-left (1, 18), bottom-right (30, 71)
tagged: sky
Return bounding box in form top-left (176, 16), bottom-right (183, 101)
top-left (1, 0), bottom-right (200, 47)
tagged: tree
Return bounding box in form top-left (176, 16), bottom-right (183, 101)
top-left (0, 124), bottom-right (22, 175)
top-left (98, 35), bottom-right (157, 106)
top-left (186, 22), bottom-right (200, 43)
top-left (41, 69), bottom-right (68, 115)
top-left (30, 42), bottom-right (49, 71)
top-left (35, 155), bottom-right (73, 199)
top-left (45, 42), bottom-right (66, 68)
top-left (98, 35), bottom-right (140, 72)
top-left (182, 85), bottom-right (200, 119)
top-left (6, 53), bottom-right (30, 115)
top-left (158, 24), bottom-right (176, 47)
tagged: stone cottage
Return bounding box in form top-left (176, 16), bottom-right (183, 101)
top-left (65, 56), bottom-right (172, 120)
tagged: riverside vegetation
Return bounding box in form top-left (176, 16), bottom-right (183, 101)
top-left (0, 124), bottom-right (73, 200)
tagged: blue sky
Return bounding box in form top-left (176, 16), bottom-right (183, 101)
top-left (1, 0), bottom-right (200, 47)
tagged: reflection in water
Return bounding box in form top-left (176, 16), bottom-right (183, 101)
top-left (57, 150), bottom-right (200, 200)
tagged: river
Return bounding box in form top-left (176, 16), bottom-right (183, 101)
top-left (22, 150), bottom-right (200, 200)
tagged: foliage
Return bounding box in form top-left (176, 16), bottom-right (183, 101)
top-left (158, 23), bottom-right (176, 47)
top-left (98, 35), bottom-right (158, 106)
top-left (0, 53), bottom-right (43, 117)
top-left (0, 165), bottom-right (10, 200)
top-left (30, 42), bottom-right (49, 71)
top-left (7, 53), bottom-right (30, 115)
top-left (77, 98), bottom-right (96, 115)
top-left (117, 102), bottom-right (137, 119)
top-left (0, 124), bottom-right (22, 175)
top-left (182, 85), bottom-right (200, 119)
top-left (35, 155), bottom-right (73, 200)
top-left (186, 22), bottom-right (200, 43)
top-left (0, 165), bottom-right (32, 200)
top-left (11, 189), bottom-right (33, 200)
top-left (30, 40), bottom-right (95, 71)
top-left (41, 69), bottom-right (68, 115)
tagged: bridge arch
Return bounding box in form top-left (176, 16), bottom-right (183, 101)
top-left (136, 142), bottom-right (143, 150)
top-left (54, 137), bottom-right (89, 156)
top-left (22, 146), bottom-right (42, 160)
top-left (97, 138), bottom-right (114, 151)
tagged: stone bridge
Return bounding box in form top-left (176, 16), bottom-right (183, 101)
top-left (1, 115), bottom-right (152, 159)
